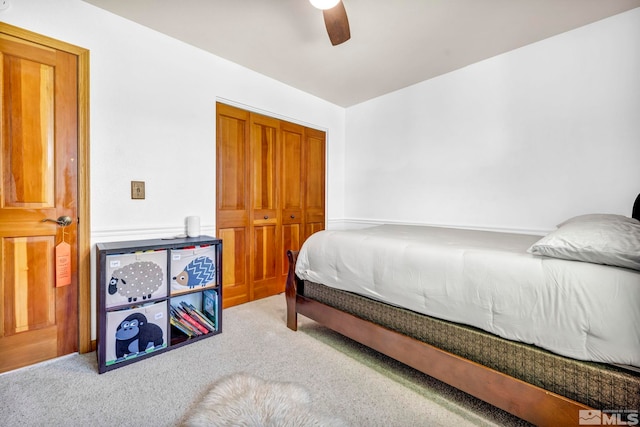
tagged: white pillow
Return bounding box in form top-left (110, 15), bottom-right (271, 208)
top-left (528, 214), bottom-right (640, 271)
top-left (556, 213), bottom-right (640, 228)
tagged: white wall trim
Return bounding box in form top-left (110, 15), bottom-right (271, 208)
top-left (328, 218), bottom-right (549, 236)
top-left (216, 96), bottom-right (330, 132)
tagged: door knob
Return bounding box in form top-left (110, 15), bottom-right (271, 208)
top-left (42, 216), bottom-right (73, 226)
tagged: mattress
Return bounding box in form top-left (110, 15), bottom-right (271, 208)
top-left (295, 225), bottom-right (640, 367)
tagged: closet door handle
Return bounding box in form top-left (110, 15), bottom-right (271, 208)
top-left (290, 215), bottom-right (295, 219)
top-left (264, 215), bottom-right (269, 220)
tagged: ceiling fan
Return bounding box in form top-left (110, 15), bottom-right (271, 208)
top-left (310, 0), bottom-right (351, 46)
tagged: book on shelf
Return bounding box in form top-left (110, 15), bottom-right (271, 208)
top-left (170, 316), bottom-right (197, 337)
top-left (170, 306), bottom-right (205, 336)
top-left (202, 289), bottom-right (218, 329)
top-left (175, 305), bottom-right (210, 335)
top-left (170, 303), bottom-right (218, 335)
top-left (169, 308), bottom-right (198, 337)
top-left (179, 302), bottom-right (216, 332)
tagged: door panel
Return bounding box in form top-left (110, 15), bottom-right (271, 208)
top-left (3, 237), bottom-right (56, 334)
top-left (2, 57), bottom-right (55, 207)
top-left (250, 116), bottom-right (278, 212)
top-left (280, 122), bottom-right (304, 288)
top-left (216, 104), bottom-right (250, 307)
top-left (252, 224), bottom-right (277, 299)
top-left (280, 222), bottom-right (301, 292)
top-left (305, 128), bottom-right (326, 239)
top-left (249, 114), bottom-right (280, 298)
top-left (217, 227), bottom-right (249, 307)
top-left (218, 114), bottom-right (247, 212)
top-left (281, 123), bottom-right (303, 210)
top-left (0, 33), bottom-right (78, 372)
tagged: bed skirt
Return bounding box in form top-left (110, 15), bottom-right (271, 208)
top-left (300, 280), bottom-right (640, 411)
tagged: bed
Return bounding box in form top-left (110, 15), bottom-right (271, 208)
top-left (285, 194), bottom-right (640, 426)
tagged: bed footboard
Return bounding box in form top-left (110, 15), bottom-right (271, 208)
top-left (285, 250), bottom-right (300, 331)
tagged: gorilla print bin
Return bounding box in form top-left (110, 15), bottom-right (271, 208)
top-left (104, 300), bottom-right (168, 366)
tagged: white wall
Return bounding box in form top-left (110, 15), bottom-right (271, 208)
top-left (345, 8), bottom-right (640, 234)
top-left (1, 0), bottom-right (346, 240)
top-left (1, 0), bottom-right (346, 338)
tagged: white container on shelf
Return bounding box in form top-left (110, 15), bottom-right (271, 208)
top-left (186, 216), bottom-right (200, 237)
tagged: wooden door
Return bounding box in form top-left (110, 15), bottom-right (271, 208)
top-left (249, 113), bottom-right (280, 299)
top-left (0, 33), bottom-right (79, 372)
top-left (216, 103), bottom-right (250, 307)
top-left (279, 122), bottom-right (304, 290)
top-left (304, 128), bottom-right (326, 239)
top-left (216, 103), bottom-right (325, 307)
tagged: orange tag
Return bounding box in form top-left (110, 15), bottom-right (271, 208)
top-left (55, 242), bottom-right (71, 287)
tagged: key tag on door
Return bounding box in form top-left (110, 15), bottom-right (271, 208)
top-left (55, 228), bottom-right (72, 287)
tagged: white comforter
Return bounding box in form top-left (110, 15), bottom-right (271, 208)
top-left (295, 225), bottom-right (640, 368)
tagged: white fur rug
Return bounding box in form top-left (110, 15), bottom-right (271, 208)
top-left (181, 373), bottom-right (348, 427)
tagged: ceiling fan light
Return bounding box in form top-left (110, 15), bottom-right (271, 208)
top-left (309, 0), bottom-right (340, 10)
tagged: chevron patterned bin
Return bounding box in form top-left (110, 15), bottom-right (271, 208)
top-left (169, 245), bottom-right (217, 295)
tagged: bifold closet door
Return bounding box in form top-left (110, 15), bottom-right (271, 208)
top-left (304, 128), bottom-right (326, 239)
top-left (216, 104), bottom-right (250, 307)
top-left (217, 103), bottom-right (326, 307)
top-left (249, 114), bottom-right (281, 300)
top-left (279, 122), bottom-right (305, 291)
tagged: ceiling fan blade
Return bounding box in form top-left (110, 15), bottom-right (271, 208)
top-left (323, 1), bottom-right (350, 46)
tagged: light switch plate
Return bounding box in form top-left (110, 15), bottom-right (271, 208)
top-left (131, 181), bottom-right (145, 199)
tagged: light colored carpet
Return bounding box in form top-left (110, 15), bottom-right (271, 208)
top-left (0, 294), bottom-right (530, 426)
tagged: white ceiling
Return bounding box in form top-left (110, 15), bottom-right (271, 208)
top-left (83, 0), bottom-right (640, 107)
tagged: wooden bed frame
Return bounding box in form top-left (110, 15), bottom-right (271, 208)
top-left (286, 251), bottom-right (594, 426)
top-left (286, 195), bottom-right (640, 426)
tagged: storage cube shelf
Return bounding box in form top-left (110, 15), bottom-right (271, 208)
top-left (96, 236), bottom-right (222, 373)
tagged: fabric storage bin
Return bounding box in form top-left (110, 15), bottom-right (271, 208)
top-left (170, 245), bottom-right (217, 295)
top-left (104, 250), bottom-right (167, 308)
top-left (104, 300), bottom-right (168, 366)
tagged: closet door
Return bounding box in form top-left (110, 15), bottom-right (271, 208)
top-left (279, 122), bottom-right (305, 290)
top-left (304, 128), bottom-right (326, 239)
top-left (249, 114), bottom-right (280, 299)
top-left (216, 103), bottom-right (326, 307)
top-left (216, 104), bottom-right (250, 307)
